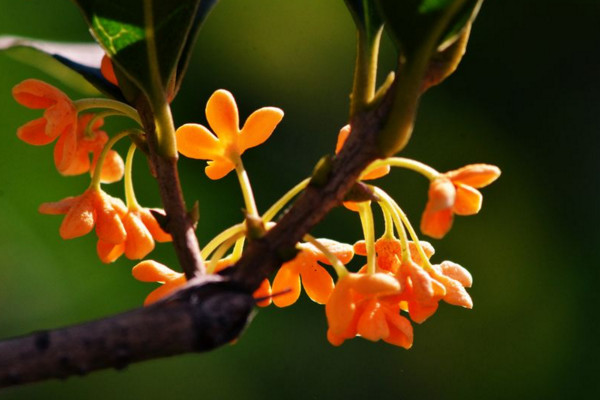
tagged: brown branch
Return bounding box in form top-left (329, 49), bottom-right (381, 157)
top-left (135, 97), bottom-right (205, 280)
top-left (0, 278), bottom-right (253, 388)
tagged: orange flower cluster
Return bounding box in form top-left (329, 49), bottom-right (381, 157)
top-left (176, 89), bottom-right (283, 179)
top-left (324, 236), bottom-right (473, 347)
top-left (13, 79), bottom-right (124, 181)
top-left (421, 164), bottom-right (500, 238)
top-left (39, 188), bottom-right (171, 262)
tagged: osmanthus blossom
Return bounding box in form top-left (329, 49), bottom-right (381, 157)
top-left (12, 79), bottom-right (124, 182)
top-left (97, 207), bottom-right (172, 263)
top-left (421, 164), bottom-right (501, 238)
top-left (13, 79), bottom-right (78, 172)
top-left (271, 239), bottom-right (354, 307)
top-left (176, 89), bottom-right (284, 180)
top-left (59, 114), bottom-right (124, 183)
top-left (132, 259), bottom-right (272, 306)
top-left (325, 272), bottom-right (413, 349)
top-left (100, 54), bottom-right (118, 86)
top-left (39, 188), bottom-right (126, 244)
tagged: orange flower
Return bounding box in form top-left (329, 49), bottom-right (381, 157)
top-left (271, 239), bottom-right (354, 307)
top-left (326, 272), bottom-right (412, 349)
top-left (132, 259), bottom-right (272, 306)
top-left (397, 260), bottom-right (473, 324)
top-left (354, 238), bottom-right (435, 274)
top-left (97, 207), bottom-right (172, 263)
top-left (39, 187), bottom-right (126, 243)
top-left (58, 114), bottom-right (124, 183)
top-left (13, 79), bottom-right (77, 172)
top-left (421, 164), bottom-right (501, 238)
top-left (176, 89), bottom-right (284, 179)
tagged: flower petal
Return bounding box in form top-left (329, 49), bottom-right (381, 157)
top-left (253, 279), bottom-right (272, 307)
top-left (53, 129), bottom-right (78, 173)
top-left (143, 276), bottom-right (186, 305)
top-left (300, 263), bottom-right (334, 304)
top-left (427, 178), bottom-right (456, 212)
top-left (123, 212), bottom-right (155, 260)
top-left (420, 207), bottom-right (454, 239)
top-left (361, 164), bottom-right (390, 180)
top-left (238, 107), bottom-right (283, 152)
top-left (12, 79), bottom-right (67, 109)
top-left (139, 208), bottom-right (172, 242)
top-left (97, 240), bottom-right (124, 263)
top-left (93, 191), bottom-right (126, 244)
top-left (439, 260), bottom-right (472, 287)
top-left (357, 300), bottom-right (389, 341)
top-left (17, 118), bottom-right (55, 145)
top-left (383, 311), bottom-right (413, 349)
top-left (39, 197), bottom-right (77, 215)
top-left (453, 184), bottom-right (482, 215)
top-left (205, 89), bottom-right (239, 143)
top-left (205, 159), bottom-right (235, 180)
top-left (445, 164), bottom-right (501, 188)
top-left (176, 123), bottom-right (223, 160)
top-left (101, 55), bottom-right (118, 86)
top-left (59, 193), bottom-right (95, 239)
top-left (99, 150), bottom-right (125, 183)
top-left (272, 264), bottom-right (302, 307)
top-left (132, 260), bottom-right (181, 282)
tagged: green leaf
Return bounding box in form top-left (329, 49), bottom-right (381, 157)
top-left (344, 0), bottom-right (384, 42)
top-left (375, 0), bottom-right (482, 57)
top-left (71, 0), bottom-right (206, 104)
top-left (174, 0), bottom-right (220, 96)
top-left (0, 36), bottom-right (106, 96)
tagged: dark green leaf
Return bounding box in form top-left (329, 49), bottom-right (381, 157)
top-left (375, 0), bottom-right (482, 57)
top-left (71, 0), bottom-right (205, 104)
top-left (0, 36), bottom-right (106, 96)
top-left (344, 0), bottom-right (384, 42)
top-left (174, 0), bottom-right (220, 96)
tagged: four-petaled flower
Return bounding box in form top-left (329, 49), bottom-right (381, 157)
top-left (271, 239), bottom-right (354, 307)
top-left (39, 188), bottom-right (126, 244)
top-left (13, 79), bottom-right (78, 173)
top-left (421, 164), bottom-right (501, 238)
top-left (97, 207), bottom-right (172, 263)
top-left (59, 114), bottom-right (124, 183)
top-left (326, 272), bottom-right (412, 349)
top-left (176, 89), bottom-right (284, 179)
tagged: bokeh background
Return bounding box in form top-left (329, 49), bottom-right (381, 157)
top-left (0, 0), bottom-right (598, 399)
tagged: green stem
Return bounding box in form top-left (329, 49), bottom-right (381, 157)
top-left (207, 232), bottom-right (244, 274)
top-left (84, 111), bottom-right (125, 139)
top-left (124, 144), bottom-right (141, 210)
top-left (350, 26), bottom-right (383, 116)
top-left (304, 234), bottom-right (348, 279)
top-left (262, 178), bottom-right (310, 222)
top-left (89, 131), bottom-right (131, 189)
top-left (152, 101), bottom-right (178, 159)
top-left (375, 187), bottom-right (432, 270)
top-left (201, 224), bottom-right (245, 260)
top-left (231, 237), bottom-right (245, 261)
top-left (358, 202), bottom-right (376, 274)
top-left (234, 157), bottom-right (259, 218)
top-left (367, 157), bottom-right (440, 180)
top-left (74, 99), bottom-right (141, 125)
top-left (379, 201), bottom-right (395, 240)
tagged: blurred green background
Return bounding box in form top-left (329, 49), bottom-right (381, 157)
top-left (0, 0), bottom-right (598, 399)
